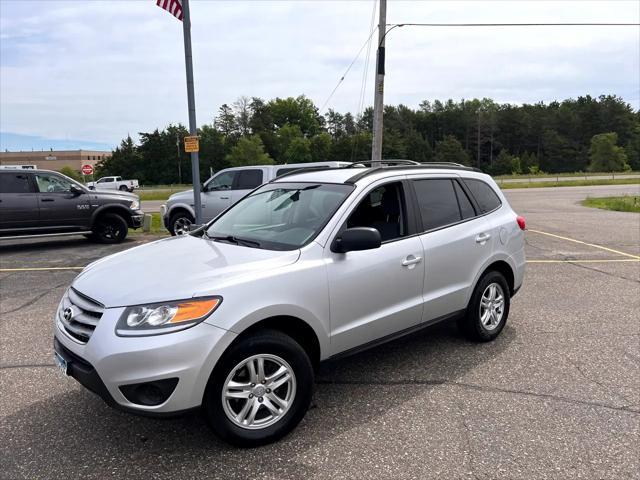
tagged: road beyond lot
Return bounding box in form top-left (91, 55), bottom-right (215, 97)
top-left (1, 184), bottom-right (639, 479)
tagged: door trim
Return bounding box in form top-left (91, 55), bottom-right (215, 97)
top-left (323, 309), bottom-right (465, 363)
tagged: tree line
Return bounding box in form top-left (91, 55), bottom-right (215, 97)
top-left (96, 94), bottom-right (639, 184)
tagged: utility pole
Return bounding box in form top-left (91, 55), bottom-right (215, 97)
top-left (176, 133), bottom-right (182, 184)
top-left (182, 0), bottom-right (202, 224)
top-left (371, 0), bottom-right (387, 167)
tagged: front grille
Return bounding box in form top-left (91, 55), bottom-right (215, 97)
top-left (58, 288), bottom-right (104, 343)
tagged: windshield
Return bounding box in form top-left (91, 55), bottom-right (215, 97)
top-left (205, 182), bottom-right (353, 250)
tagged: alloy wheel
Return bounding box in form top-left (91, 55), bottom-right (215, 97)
top-left (221, 354), bottom-right (296, 430)
top-left (479, 282), bottom-right (505, 331)
top-left (173, 217), bottom-right (192, 235)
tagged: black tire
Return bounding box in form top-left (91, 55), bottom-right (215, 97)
top-left (168, 211), bottom-right (194, 236)
top-left (203, 329), bottom-right (314, 447)
top-left (90, 213), bottom-right (128, 244)
top-left (459, 270), bottom-right (510, 342)
top-left (118, 185), bottom-right (128, 191)
top-left (88, 186), bottom-right (95, 190)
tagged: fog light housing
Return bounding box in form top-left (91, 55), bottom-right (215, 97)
top-left (119, 378), bottom-right (179, 406)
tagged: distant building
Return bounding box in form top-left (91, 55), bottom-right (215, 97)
top-left (0, 150), bottom-right (111, 172)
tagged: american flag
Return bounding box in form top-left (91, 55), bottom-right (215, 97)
top-left (156, 0), bottom-right (183, 21)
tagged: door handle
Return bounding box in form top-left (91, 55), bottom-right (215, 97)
top-left (41, 198), bottom-right (54, 202)
top-left (220, 196), bottom-right (230, 200)
top-left (475, 233), bottom-right (491, 243)
top-left (402, 255), bottom-right (422, 267)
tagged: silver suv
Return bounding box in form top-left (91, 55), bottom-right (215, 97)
top-left (53, 161), bottom-right (526, 446)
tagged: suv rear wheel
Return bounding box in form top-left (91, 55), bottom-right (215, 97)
top-left (90, 212), bottom-right (128, 244)
top-left (459, 270), bottom-right (510, 342)
top-left (203, 330), bottom-right (314, 447)
top-left (168, 211), bottom-right (194, 236)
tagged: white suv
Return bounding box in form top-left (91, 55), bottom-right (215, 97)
top-left (54, 161), bottom-right (526, 446)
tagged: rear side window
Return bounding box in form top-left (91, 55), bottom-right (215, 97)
top-left (235, 169), bottom-right (263, 190)
top-left (463, 178), bottom-right (501, 213)
top-left (453, 180), bottom-right (476, 219)
top-left (412, 179), bottom-right (462, 231)
top-left (0, 173), bottom-right (32, 193)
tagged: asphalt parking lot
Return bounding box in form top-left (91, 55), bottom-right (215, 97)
top-left (1, 184), bottom-right (639, 480)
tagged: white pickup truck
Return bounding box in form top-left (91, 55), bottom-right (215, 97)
top-left (86, 176), bottom-right (139, 192)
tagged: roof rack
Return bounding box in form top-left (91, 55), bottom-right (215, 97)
top-left (345, 160), bottom-right (421, 168)
top-left (269, 159), bottom-right (481, 185)
top-left (344, 162), bottom-right (480, 184)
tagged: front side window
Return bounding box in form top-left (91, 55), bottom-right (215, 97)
top-left (206, 171), bottom-right (236, 191)
top-left (346, 182), bottom-right (406, 242)
top-left (0, 173), bottom-right (32, 193)
top-left (235, 169), bottom-right (263, 190)
top-left (206, 182), bottom-right (353, 250)
top-left (34, 173), bottom-right (74, 193)
top-left (463, 178), bottom-right (501, 213)
top-left (413, 178), bottom-right (463, 231)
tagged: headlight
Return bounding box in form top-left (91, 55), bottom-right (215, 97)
top-left (130, 199), bottom-right (140, 210)
top-left (116, 297), bottom-right (221, 336)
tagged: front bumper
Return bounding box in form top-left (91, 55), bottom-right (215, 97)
top-left (54, 305), bottom-right (237, 415)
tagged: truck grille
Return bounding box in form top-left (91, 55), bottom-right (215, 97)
top-left (58, 288), bottom-right (104, 343)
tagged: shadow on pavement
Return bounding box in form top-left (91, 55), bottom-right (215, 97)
top-left (1, 320), bottom-right (515, 479)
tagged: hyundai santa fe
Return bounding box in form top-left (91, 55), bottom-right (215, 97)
top-left (53, 161), bottom-right (526, 446)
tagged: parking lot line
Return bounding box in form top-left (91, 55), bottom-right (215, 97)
top-left (526, 259), bottom-right (640, 264)
top-left (0, 267), bottom-right (84, 272)
top-left (527, 229), bottom-right (640, 260)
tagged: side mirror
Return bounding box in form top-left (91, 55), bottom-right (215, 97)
top-left (332, 227), bottom-right (381, 253)
top-left (70, 185), bottom-right (83, 196)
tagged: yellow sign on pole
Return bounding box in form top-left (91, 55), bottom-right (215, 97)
top-left (184, 135), bottom-right (199, 153)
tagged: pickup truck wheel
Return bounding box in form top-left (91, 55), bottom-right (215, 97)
top-left (118, 185), bottom-right (128, 191)
top-left (459, 271), bottom-right (510, 342)
top-left (90, 213), bottom-right (128, 244)
top-left (169, 212), bottom-right (194, 236)
top-left (203, 330), bottom-right (313, 447)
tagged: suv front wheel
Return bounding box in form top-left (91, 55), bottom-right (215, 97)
top-left (203, 330), bottom-right (314, 447)
top-left (459, 270), bottom-right (510, 342)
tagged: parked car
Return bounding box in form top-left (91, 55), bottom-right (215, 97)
top-left (161, 161), bottom-right (350, 235)
top-left (53, 161), bottom-right (525, 446)
top-left (86, 176), bottom-right (139, 192)
top-left (0, 169), bottom-right (143, 243)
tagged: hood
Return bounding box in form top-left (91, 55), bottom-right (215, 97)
top-left (169, 190), bottom-right (194, 202)
top-left (91, 190), bottom-right (139, 201)
top-left (72, 235), bottom-right (300, 307)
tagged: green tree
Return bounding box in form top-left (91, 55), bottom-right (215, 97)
top-left (95, 135), bottom-right (140, 180)
top-left (225, 135), bottom-right (273, 167)
top-left (59, 166), bottom-right (82, 181)
top-left (588, 132), bottom-right (630, 172)
top-left (284, 137), bottom-right (312, 163)
top-left (310, 133), bottom-right (332, 163)
top-left (434, 135), bottom-right (470, 165)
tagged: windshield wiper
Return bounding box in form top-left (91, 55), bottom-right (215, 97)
top-left (209, 235), bottom-right (261, 248)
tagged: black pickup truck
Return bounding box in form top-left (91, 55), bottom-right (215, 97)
top-left (0, 168), bottom-right (144, 243)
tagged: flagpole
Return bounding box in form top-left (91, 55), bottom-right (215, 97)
top-left (181, 0), bottom-right (202, 225)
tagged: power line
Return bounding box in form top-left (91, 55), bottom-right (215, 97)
top-left (319, 26), bottom-right (378, 113)
top-left (381, 22), bottom-right (640, 45)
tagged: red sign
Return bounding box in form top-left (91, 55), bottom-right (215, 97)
top-left (81, 164), bottom-right (94, 175)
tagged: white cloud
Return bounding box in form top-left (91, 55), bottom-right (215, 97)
top-left (0, 0), bottom-right (638, 148)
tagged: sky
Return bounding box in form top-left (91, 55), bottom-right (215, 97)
top-left (1, 0), bottom-right (638, 151)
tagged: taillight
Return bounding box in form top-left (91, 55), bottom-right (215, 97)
top-left (516, 215), bottom-right (526, 231)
